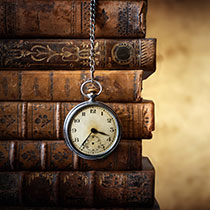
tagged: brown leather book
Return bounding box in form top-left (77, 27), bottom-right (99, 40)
top-left (0, 199), bottom-right (160, 210)
top-left (0, 140), bottom-right (142, 171)
top-left (0, 101), bottom-right (154, 140)
top-left (0, 70), bottom-right (142, 102)
top-left (0, 0), bottom-right (147, 38)
top-left (0, 157), bottom-right (154, 207)
top-left (0, 39), bottom-right (156, 79)
top-left (0, 202), bottom-right (160, 210)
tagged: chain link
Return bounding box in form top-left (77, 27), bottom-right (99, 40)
top-left (90, 0), bottom-right (96, 82)
top-left (80, 0), bottom-right (103, 99)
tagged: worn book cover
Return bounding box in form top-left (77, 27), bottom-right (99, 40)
top-left (0, 70), bottom-right (143, 102)
top-left (0, 39), bottom-right (156, 79)
top-left (0, 140), bottom-right (142, 171)
top-left (0, 101), bottom-right (154, 140)
top-left (0, 0), bottom-right (147, 38)
top-left (0, 157), bottom-right (154, 207)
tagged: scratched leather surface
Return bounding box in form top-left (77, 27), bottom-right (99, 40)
top-left (0, 0), bottom-right (147, 38)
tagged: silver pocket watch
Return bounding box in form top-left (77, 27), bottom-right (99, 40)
top-left (63, 80), bottom-right (121, 160)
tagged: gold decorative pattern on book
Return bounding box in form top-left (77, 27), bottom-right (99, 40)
top-left (4, 42), bottom-right (101, 68)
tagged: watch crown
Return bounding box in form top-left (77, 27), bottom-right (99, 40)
top-left (87, 92), bottom-right (97, 101)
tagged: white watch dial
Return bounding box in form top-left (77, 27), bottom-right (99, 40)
top-left (69, 105), bottom-right (118, 156)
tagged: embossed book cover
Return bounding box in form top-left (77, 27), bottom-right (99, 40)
top-left (0, 140), bottom-right (142, 171)
top-left (0, 101), bottom-right (154, 140)
top-left (0, 70), bottom-right (143, 102)
top-left (0, 39), bottom-right (156, 78)
top-left (0, 0), bottom-right (147, 38)
top-left (0, 157), bottom-right (155, 207)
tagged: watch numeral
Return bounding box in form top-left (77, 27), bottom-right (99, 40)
top-left (101, 144), bottom-right (105, 149)
top-left (71, 128), bottom-right (77, 133)
top-left (90, 109), bottom-right (96, 114)
top-left (73, 137), bottom-right (79, 142)
top-left (107, 118), bottom-right (112, 123)
top-left (82, 112), bottom-right (86, 116)
top-left (107, 137), bottom-right (112, 142)
top-left (74, 119), bottom-right (80, 123)
top-left (101, 112), bottom-right (103, 116)
top-left (110, 127), bottom-right (115, 132)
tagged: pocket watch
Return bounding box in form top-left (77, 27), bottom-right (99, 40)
top-left (63, 0), bottom-right (121, 160)
top-left (64, 81), bottom-right (121, 160)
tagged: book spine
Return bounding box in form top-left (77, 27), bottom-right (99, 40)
top-left (0, 0), bottom-right (147, 38)
top-left (0, 140), bottom-right (142, 171)
top-left (0, 204), bottom-right (160, 210)
top-left (0, 157), bottom-right (154, 207)
top-left (0, 70), bottom-right (142, 102)
top-left (0, 101), bottom-right (154, 140)
top-left (0, 39), bottom-right (156, 78)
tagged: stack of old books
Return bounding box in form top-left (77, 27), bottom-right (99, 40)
top-left (0, 0), bottom-right (158, 209)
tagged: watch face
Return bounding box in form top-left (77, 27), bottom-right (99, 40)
top-left (64, 101), bottom-right (121, 160)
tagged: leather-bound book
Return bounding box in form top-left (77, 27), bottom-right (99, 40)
top-left (0, 199), bottom-right (160, 210)
top-left (0, 202), bottom-right (160, 210)
top-left (0, 70), bottom-right (143, 102)
top-left (0, 101), bottom-right (154, 140)
top-left (0, 157), bottom-right (154, 208)
top-left (0, 140), bottom-right (142, 171)
top-left (0, 0), bottom-right (147, 38)
top-left (0, 39), bottom-right (156, 79)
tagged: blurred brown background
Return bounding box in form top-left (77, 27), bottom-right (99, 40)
top-left (143, 0), bottom-right (210, 209)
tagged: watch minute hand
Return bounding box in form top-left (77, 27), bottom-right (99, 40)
top-left (80, 132), bottom-right (92, 148)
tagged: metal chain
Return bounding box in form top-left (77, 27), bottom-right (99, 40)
top-left (80, 0), bottom-right (103, 98)
top-left (89, 0), bottom-right (96, 82)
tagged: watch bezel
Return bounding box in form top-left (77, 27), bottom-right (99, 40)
top-left (63, 100), bottom-right (121, 160)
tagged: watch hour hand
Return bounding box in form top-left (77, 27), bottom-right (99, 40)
top-left (98, 131), bottom-right (109, 136)
top-left (91, 128), bottom-right (109, 136)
